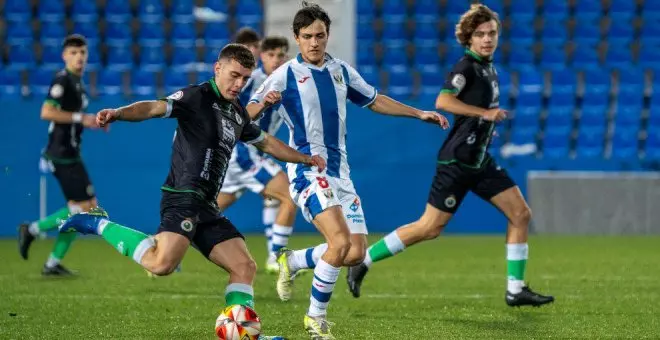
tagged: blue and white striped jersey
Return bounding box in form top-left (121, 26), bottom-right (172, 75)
top-left (249, 53), bottom-right (377, 182)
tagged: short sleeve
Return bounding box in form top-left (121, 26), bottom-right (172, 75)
top-left (441, 61), bottom-right (474, 96)
top-left (249, 68), bottom-right (287, 105)
top-left (159, 86), bottom-right (197, 119)
top-left (240, 122), bottom-right (265, 144)
top-left (44, 76), bottom-right (68, 108)
top-left (341, 63), bottom-right (377, 107)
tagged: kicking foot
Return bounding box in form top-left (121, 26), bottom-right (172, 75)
top-left (42, 264), bottom-right (74, 276)
top-left (346, 263), bottom-right (369, 298)
top-left (275, 248), bottom-right (299, 301)
top-left (59, 207), bottom-right (109, 235)
top-left (18, 223), bottom-right (35, 260)
top-left (303, 314), bottom-right (335, 340)
top-left (506, 286), bottom-right (554, 307)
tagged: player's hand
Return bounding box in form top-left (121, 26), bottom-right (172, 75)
top-left (305, 154), bottom-right (326, 172)
top-left (418, 110), bottom-right (450, 129)
top-left (263, 91), bottom-right (282, 107)
top-left (482, 108), bottom-right (508, 122)
top-left (96, 108), bottom-right (121, 128)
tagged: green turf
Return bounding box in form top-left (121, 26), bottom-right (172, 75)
top-left (1, 235), bottom-right (659, 339)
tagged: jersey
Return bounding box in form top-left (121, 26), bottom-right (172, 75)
top-left (249, 53), bottom-right (377, 187)
top-left (160, 80), bottom-right (265, 209)
top-left (438, 49), bottom-right (500, 170)
top-left (43, 69), bottom-right (89, 162)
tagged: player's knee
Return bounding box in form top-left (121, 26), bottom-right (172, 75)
top-left (511, 206), bottom-right (532, 227)
top-left (228, 258), bottom-right (257, 281)
top-left (326, 233), bottom-right (351, 260)
top-left (343, 246), bottom-right (366, 266)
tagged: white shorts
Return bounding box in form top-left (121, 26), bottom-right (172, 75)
top-left (221, 144), bottom-right (282, 196)
top-left (289, 170), bottom-right (367, 234)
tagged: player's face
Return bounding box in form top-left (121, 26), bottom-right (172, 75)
top-left (215, 59), bottom-right (253, 100)
top-left (295, 19), bottom-right (328, 66)
top-left (469, 20), bottom-right (499, 58)
top-left (62, 46), bottom-right (88, 74)
top-left (260, 47), bottom-right (288, 75)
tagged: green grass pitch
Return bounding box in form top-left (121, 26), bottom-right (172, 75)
top-left (1, 235), bottom-right (659, 339)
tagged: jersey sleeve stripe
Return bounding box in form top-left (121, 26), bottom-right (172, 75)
top-left (440, 89), bottom-right (459, 94)
top-left (243, 131), bottom-right (265, 145)
top-left (163, 99), bottom-right (173, 118)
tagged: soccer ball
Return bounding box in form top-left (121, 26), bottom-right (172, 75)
top-left (215, 304), bottom-right (261, 340)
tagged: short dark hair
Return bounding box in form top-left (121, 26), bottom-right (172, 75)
top-left (292, 1), bottom-right (331, 36)
top-left (261, 36), bottom-right (289, 53)
top-left (455, 4), bottom-right (501, 47)
top-left (62, 34), bottom-right (87, 50)
top-left (218, 43), bottom-right (256, 69)
top-left (234, 27), bottom-right (261, 45)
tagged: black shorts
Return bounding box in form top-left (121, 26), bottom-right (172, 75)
top-left (158, 191), bottom-right (244, 258)
top-left (428, 159), bottom-right (516, 213)
top-left (51, 161), bottom-right (95, 202)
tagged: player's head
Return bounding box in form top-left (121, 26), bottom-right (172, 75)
top-left (62, 34), bottom-right (88, 74)
top-left (215, 43), bottom-right (256, 100)
top-left (292, 1), bottom-right (331, 66)
top-left (234, 27), bottom-right (261, 61)
top-left (455, 4), bottom-right (501, 59)
top-left (260, 36), bottom-right (289, 75)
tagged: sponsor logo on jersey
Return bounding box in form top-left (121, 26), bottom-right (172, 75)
top-left (349, 198), bottom-right (360, 212)
top-left (298, 76), bottom-right (310, 84)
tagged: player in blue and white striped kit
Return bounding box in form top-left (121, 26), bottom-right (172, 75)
top-left (247, 3), bottom-right (450, 338)
top-left (218, 36), bottom-right (296, 273)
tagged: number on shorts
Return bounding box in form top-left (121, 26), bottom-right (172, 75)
top-left (316, 177), bottom-right (329, 189)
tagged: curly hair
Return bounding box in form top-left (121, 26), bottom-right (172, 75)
top-left (455, 4), bottom-right (501, 47)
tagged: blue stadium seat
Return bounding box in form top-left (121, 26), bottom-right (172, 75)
top-left (574, 0), bottom-right (602, 22)
top-left (5, 23), bottom-right (33, 47)
top-left (517, 90), bottom-right (543, 111)
top-left (583, 70), bottom-right (611, 96)
top-left (356, 44), bottom-right (375, 67)
top-left (645, 130), bottom-right (660, 159)
top-left (638, 48), bottom-right (660, 70)
top-left (607, 24), bottom-right (634, 47)
top-left (139, 47), bottom-right (166, 72)
top-left (205, 0), bottom-right (228, 13)
top-left (541, 24), bottom-right (568, 46)
top-left (648, 106), bottom-right (660, 126)
top-left (203, 24), bottom-right (230, 48)
top-left (548, 91), bottom-right (574, 108)
top-left (41, 48), bottom-right (62, 71)
top-left (414, 22), bottom-right (439, 48)
top-left (357, 65), bottom-right (380, 88)
top-left (382, 47), bottom-right (408, 72)
top-left (580, 105), bottom-right (608, 127)
top-left (236, 0), bottom-right (263, 28)
top-left (171, 0), bottom-right (194, 23)
top-left (573, 22), bottom-right (601, 47)
top-left (171, 49), bottom-right (198, 71)
top-left (617, 68), bottom-right (645, 104)
top-left (413, 0), bottom-right (439, 24)
top-left (72, 22), bottom-right (101, 46)
top-left (4, 0), bottom-right (32, 23)
top-left (97, 69), bottom-right (124, 96)
top-left (381, 0), bottom-right (408, 24)
top-left (164, 71), bottom-right (190, 93)
top-left (512, 107), bottom-right (540, 128)
top-left (517, 68), bottom-right (543, 97)
top-left (508, 44), bottom-right (535, 71)
top-left (582, 93), bottom-right (609, 108)
top-left (86, 47), bottom-right (102, 71)
top-left (510, 126), bottom-right (537, 145)
top-left (640, 24), bottom-right (660, 47)
top-left (130, 69), bottom-right (157, 98)
top-left (543, 125), bottom-right (572, 158)
top-left (106, 48), bottom-right (134, 72)
top-left (546, 104), bottom-right (574, 127)
top-left (138, 23), bottom-right (166, 48)
top-left (541, 46), bottom-right (568, 71)
top-left (609, 1), bottom-right (636, 22)
top-left (614, 106), bottom-right (642, 127)
top-left (444, 47), bottom-right (465, 65)
top-left (510, 0), bottom-right (536, 15)
top-left (0, 69), bottom-right (22, 97)
top-left (71, 1), bottom-right (98, 23)
top-left (576, 125), bottom-right (605, 158)
top-left (414, 46), bottom-right (440, 71)
top-left (611, 126), bottom-right (639, 159)
top-left (605, 47), bottom-right (633, 70)
top-left (105, 22), bottom-right (133, 48)
top-left (382, 22), bottom-right (408, 48)
top-left (543, 0), bottom-right (569, 21)
top-left (481, 0), bottom-right (504, 16)
top-left (138, 0), bottom-right (164, 23)
top-left (419, 65), bottom-right (443, 99)
top-left (38, 0), bottom-right (65, 23)
top-left (509, 26), bottom-right (535, 45)
top-left (497, 67), bottom-right (511, 99)
top-left (7, 46), bottom-right (35, 71)
top-left (105, 0), bottom-right (132, 24)
top-left (357, 23), bottom-right (376, 45)
top-left (29, 67), bottom-right (55, 96)
top-left (387, 68), bottom-right (413, 99)
top-left (40, 22), bottom-right (66, 48)
top-left (357, 0), bottom-right (376, 22)
top-left (551, 70), bottom-right (577, 95)
top-left (171, 23), bottom-right (197, 49)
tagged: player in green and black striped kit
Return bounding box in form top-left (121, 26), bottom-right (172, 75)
top-left (347, 4), bottom-right (554, 307)
top-left (18, 34), bottom-right (103, 276)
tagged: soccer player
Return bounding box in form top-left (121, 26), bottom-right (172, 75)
top-left (58, 44), bottom-right (324, 339)
top-left (219, 36), bottom-right (295, 273)
top-left (346, 4), bottom-right (555, 308)
top-left (17, 34), bottom-right (102, 276)
top-left (246, 2), bottom-right (449, 338)
top-left (235, 27), bottom-right (261, 62)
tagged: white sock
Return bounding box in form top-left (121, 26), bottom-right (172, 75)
top-left (265, 226), bottom-right (273, 254)
top-left (290, 243), bottom-right (328, 271)
top-left (363, 231), bottom-right (405, 268)
top-left (45, 255), bottom-right (61, 268)
top-left (307, 259), bottom-right (340, 317)
top-left (506, 243), bottom-right (528, 294)
top-left (134, 237), bottom-right (156, 265)
top-left (271, 224), bottom-right (293, 253)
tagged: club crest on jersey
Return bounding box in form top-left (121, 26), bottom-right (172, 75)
top-left (167, 91), bottom-right (183, 100)
top-left (333, 73), bottom-right (344, 85)
top-left (50, 84), bottom-right (64, 98)
top-left (180, 219), bottom-right (194, 232)
top-left (467, 132), bottom-right (477, 145)
top-left (323, 188), bottom-right (334, 199)
top-left (451, 74), bottom-right (466, 92)
top-left (445, 195), bottom-right (457, 209)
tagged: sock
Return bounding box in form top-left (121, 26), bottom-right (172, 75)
top-left (507, 243), bottom-right (528, 294)
top-left (47, 232), bottom-right (77, 267)
top-left (289, 243), bottom-right (327, 271)
top-left (225, 283), bottom-right (255, 308)
top-left (271, 224), bottom-right (293, 253)
top-left (308, 259), bottom-right (340, 317)
top-left (263, 202), bottom-right (278, 254)
top-left (29, 206), bottom-right (70, 235)
top-left (99, 220), bottom-right (155, 265)
top-left (363, 230), bottom-right (405, 268)
top-left (265, 226), bottom-right (273, 255)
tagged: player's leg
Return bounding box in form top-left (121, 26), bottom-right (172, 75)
top-left (261, 171), bottom-right (296, 270)
top-left (262, 198), bottom-right (278, 256)
top-left (216, 192), bottom-right (240, 211)
top-left (473, 161), bottom-right (554, 306)
top-left (347, 163), bottom-right (468, 297)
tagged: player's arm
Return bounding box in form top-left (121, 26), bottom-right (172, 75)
top-left (253, 133), bottom-right (326, 172)
top-left (41, 77), bottom-right (99, 128)
top-left (246, 91), bottom-right (282, 120)
top-left (95, 100), bottom-right (168, 127)
top-left (367, 94), bottom-right (449, 128)
top-left (247, 71), bottom-right (286, 120)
